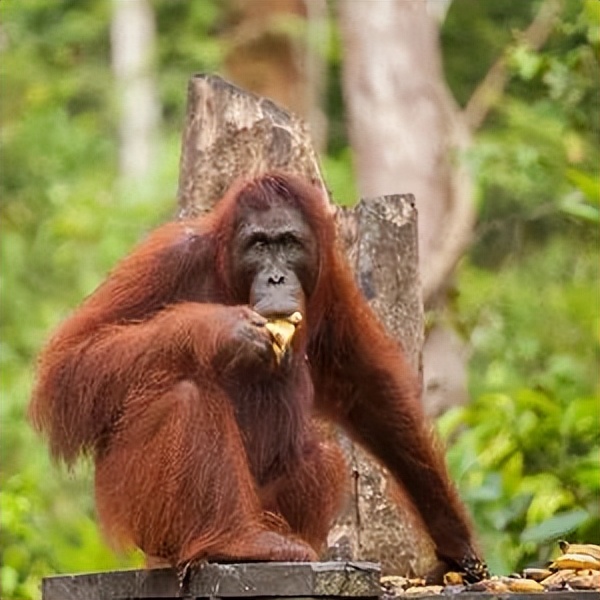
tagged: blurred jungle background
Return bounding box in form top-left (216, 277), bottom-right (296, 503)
top-left (1, 1), bottom-right (598, 598)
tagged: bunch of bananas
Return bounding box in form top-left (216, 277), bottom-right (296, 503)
top-left (477, 542), bottom-right (600, 593)
top-left (381, 542), bottom-right (600, 596)
top-left (532, 541), bottom-right (600, 591)
top-left (550, 541), bottom-right (600, 571)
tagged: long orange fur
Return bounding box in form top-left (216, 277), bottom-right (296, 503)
top-left (30, 173), bottom-right (482, 573)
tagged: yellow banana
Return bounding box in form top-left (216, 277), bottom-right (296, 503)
top-left (443, 572), bottom-right (464, 586)
top-left (507, 578), bottom-right (544, 592)
top-left (404, 585), bottom-right (443, 596)
top-left (265, 312), bottom-right (302, 364)
top-left (559, 542), bottom-right (600, 561)
top-left (550, 553), bottom-right (600, 571)
top-left (467, 578), bottom-right (508, 593)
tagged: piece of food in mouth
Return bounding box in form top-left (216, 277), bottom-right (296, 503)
top-left (265, 312), bottom-right (303, 364)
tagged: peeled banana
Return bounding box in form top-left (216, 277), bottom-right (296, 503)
top-left (265, 312), bottom-right (302, 364)
top-left (507, 578), bottom-right (544, 592)
top-left (550, 553), bottom-right (600, 571)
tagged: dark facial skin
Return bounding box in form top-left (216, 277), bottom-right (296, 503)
top-left (230, 204), bottom-right (319, 319)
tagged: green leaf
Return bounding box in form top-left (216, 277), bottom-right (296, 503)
top-left (520, 509), bottom-right (589, 543)
top-left (566, 168), bottom-right (600, 204)
top-left (559, 196), bottom-right (600, 223)
top-left (1, 566), bottom-right (19, 597)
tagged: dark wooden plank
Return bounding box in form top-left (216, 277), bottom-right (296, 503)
top-left (466, 594), bottom-right (598, 600)
top-left (396, 594), bottom-right (600, 600)
top-left (42, 561), bottom-right (381, 599)
top-left (42, 568), bottom-right (180, 600)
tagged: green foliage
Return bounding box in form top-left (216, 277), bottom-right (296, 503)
top-left (442, 0), bottom-right (534, 106)
top-left (456, 238), bottom-right (598, 401)
top-left (154, 0), bottom-right (225, 127)
top-left (321, 148), bottom-right (358, 206)
top-left (442, 236), bottom-right (599, 574)
top-left (1, 464), bottom-right (143, 599)
top-left (0, 0), bottom-right (598, 596)
top-left (439, 389), bottom-right (599, 574)
top-left (457, 0), bottom-right (600, 265)
top-left (440, 0), bottom-right (600, 574)
top-left (1, 1), bottom-right (225, 597)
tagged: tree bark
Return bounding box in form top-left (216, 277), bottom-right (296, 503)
top-left (177, 74), bottom-right (325, 218)
top-left (176, 74), bottom-right (433, 576)
top-left (222, 0), bottom-right (328, 152)
top-left (332, 196), bottom-right (435, 575)
top-left (335, 196), bottom-right (423, 376)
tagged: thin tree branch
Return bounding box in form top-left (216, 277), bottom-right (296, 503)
top-left (464, 0), bottom-right (562, 131)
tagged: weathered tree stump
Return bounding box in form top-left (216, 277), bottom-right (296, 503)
top-left (175, 73), bottom-right (435, 575)
top-left (332, 196), bottom-right (433, 574)
top-left (177, 74), bottom-right (324, 217)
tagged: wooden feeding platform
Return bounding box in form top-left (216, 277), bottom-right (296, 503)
top-left (40, 561), bottom-right (600, 600)
top-left (41, 561), bottom-right (381, 600)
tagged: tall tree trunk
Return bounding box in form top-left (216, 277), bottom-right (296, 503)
top-left (110, 0), bottom-right (160, 181)
top-left (338, 0), bottom-right (474, 307)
